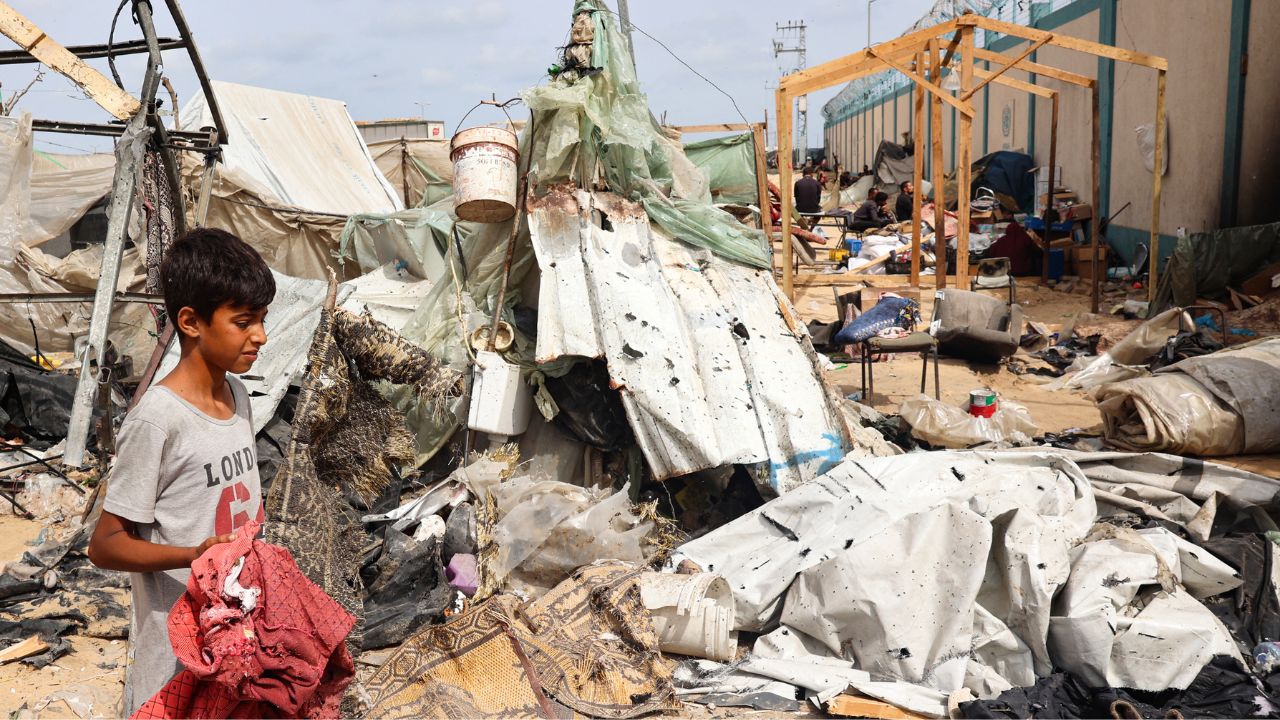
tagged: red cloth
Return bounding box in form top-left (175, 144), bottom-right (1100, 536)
top-left (133, 521), bottom-right (356, 719)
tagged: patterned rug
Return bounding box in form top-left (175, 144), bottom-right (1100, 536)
top-left (363, 562), bottom-right (676, 719)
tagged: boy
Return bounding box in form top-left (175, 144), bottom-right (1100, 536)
top-left (87, 228), bottom-right (275, 715)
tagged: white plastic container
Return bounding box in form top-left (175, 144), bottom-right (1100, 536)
top-left (450, 127), bottom-right (519, 223)
top-left (467, 350), bottom-right (532, 438)
top-left (639, 572), bottom-right (737, 661)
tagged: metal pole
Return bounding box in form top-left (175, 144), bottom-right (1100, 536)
top-left (64, 0), bottom-right (165, 467)
top-left (617, 0), bottom-right (637, 69)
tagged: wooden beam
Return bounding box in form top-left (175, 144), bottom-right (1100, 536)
top-left (1091, 86), bottom-right (1102, 313)
top-left (779, 18), bottom-right (959, 96)
top-left (973, 66), bottom-right (1056, 98)
top-left (1042, 92), bottom-right (1059, 285)
top-left (960, 35), bottom-right (1050, 101)
top-left (751, 119), bottom-right (770, 233)
top-left (911, 48), bottom-right (925, 288)
top-left (826, 693), bottom-right (934, 720)
top-left (971, 47), bottom-right (1094, 88)
top-left (939, 32), bottom-right (963, 69)
top-left (963, 14), bottom-right (1168, 71)
top-left (672, 123), bottom-right (751, 134)
top-left (930, 37), bottom-right (947, 289)
top-left (955, 25), bottom-right (974, 288)
top-left (1148, 69), bottom-right (1166, 304)
top-left (871, 47), bottom-right (974, 117)
top-left (777, 89), bottom-right (794, 299)
top-left (0, 4), bottom-right (141, 120)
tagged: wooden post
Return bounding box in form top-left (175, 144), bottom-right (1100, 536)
top-left (752, 117), bottom-right (771, 233)
top-left (1090, 86), bottom-right (1102, 313)
top-left (930, 38), bottom-right (947, 288)
top-left (1043, 92), bottom-right (1059, 285)
top-left (1148, 69), bottom-right (1166, 304)
top-left (911, 49), bottom-right (925, 287)
top-left (777, 89), bottom-right (795, 298)
top-left (955, 25), bottom-right (975, 289)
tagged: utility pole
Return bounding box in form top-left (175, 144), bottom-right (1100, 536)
top-left (617, 0), bottom-right (637, 69)
top-left (773, 21), bottom-right (806, 167)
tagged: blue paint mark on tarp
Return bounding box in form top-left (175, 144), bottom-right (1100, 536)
top-left (769, 433), bottom-right (846, 487)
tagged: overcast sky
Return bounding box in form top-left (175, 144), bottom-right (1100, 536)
top-left (2, 0), bottom-right (938, 155)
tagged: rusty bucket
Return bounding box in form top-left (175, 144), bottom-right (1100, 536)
top-left (450, 126), bottom-right (519, 223)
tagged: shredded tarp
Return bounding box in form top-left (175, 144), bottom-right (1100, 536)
top-left (179, 81), bottom-right (403, 280)
top-left (683, 132), bottom-right (759, 206)
top-left (1153, 222), bottom-right (1280, 313)
top-left (674, 449), bottom-right (1261, 700)
top-left (527, 187), bottom-right (849, 492)
top-left (1049, 307), bottom-right (1189, 391)
top-left (366, 138), bottom-right (453, 208)
top-left (520, 0), bottom-right (770, 269)
top-left (337, 207), bottom-right (449, 285)
top-left (362, 562), bottom-right (676, 719)
top-left (1096, 337), bottom-right (1280, 456)
top-left (676, 451), bottom-right (1098, 696)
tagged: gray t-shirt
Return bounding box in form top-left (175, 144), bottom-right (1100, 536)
top-left (103, 377), bottom-right (262, 715)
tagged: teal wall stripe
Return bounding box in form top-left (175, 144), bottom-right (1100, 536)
top-left (1219, 0), bottom-right (1251, 227)
top-left (1097, 0), bottom-right (1116, 228)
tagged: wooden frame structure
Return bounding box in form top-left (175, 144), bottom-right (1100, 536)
top-left (670, 119), bottom-right (771, 232)
top-left (776, 13), bottom-right (1167, 313)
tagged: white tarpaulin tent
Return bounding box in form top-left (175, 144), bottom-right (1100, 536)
top-left (179, 81), bottom-right (403, 280)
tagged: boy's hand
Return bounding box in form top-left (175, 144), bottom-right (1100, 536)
top-left (189, 533), bottom-right (236, 563)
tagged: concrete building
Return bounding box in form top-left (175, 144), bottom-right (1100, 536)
top-left (356, 118), bottom-right (447, 144)
top-left (821, 0), bottom-right (1278, 263)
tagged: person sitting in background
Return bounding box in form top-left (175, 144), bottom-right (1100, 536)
top-left (793, 167), bottom-right (823, 215)
top-left (895, 181), bottom-right (915, 223)
top-left (850, 191), bottom-right (894, 232)
top-left (859, 164), bottom-right (872, 177)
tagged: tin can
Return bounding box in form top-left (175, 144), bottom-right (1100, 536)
top-left (969, 389), bottom-right (997, 418)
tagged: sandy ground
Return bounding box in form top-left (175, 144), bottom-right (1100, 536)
top-left (794, 275), bottom-right (1105, 435)
top-left (0, 507), bottom-right (126, 718)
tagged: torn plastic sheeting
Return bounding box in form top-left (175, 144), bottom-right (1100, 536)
top-left (675, 451), bottom-right (1097, 698)
top-left (490, 476), bottom-right (656, 597)
top-left (1049, 307), bottom-right (1189, 391)
top-left (683, 132), bottom-right (758, 206)
top-left (527, 188), bottom-right (847, 492)
top-left (1047, 525), bottom-right (1245, 691)
top-left (1008, 448), bottom-right (1280, 541)
top-left (900, 394), bottom-right (1038, 449)
top-left (156, 271), bottom-right (353, 433)
top-left (1097, 337), bottom-right (1280, 456)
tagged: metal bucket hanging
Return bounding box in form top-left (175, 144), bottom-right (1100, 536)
top-left (449, 126), bottom-right (519, 223)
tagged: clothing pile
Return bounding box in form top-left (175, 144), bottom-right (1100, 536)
top-left (133, 521), bottom-right (355, 719)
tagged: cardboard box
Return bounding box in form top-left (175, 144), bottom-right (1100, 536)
top-left (1071, 245), bottom-right (1108, 280)
top-left (1065, 203), bottom-right (1093, 221)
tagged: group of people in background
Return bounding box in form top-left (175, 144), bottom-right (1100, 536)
top-left (793, 161), bottom-right (916, 233)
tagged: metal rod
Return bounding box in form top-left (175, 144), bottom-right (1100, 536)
top-left (0, 37), bottom-right (185, 64)
top-left (0, 292), bottom-right (164, 305)
top-left (31, 119), bottom-right (214, 148)
top-left (160, 0), bottom-right (227, 144)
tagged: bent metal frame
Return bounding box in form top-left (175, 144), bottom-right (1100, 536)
top-left (775, 12), bottom-right (1167, 314)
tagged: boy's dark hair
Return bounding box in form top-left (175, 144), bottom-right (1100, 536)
top-left (873, 191), bottom-right (889, 203)
top-left (900, 180), bottom-right (911, 191)
top-left (160, 228), bottom-right (275, 324)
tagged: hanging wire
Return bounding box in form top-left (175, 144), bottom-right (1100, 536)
top-left (107, 0), bottom-right (132, 89)
top-left (452, 96), bottom-right (523, 135)
top-left (595, 7), bottom-right (750, 127)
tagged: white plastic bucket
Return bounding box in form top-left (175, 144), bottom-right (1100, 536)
top-left (467, 350), bottom-right (532, 438)
top-left (450, 127), bottom-right (519, 223)
top-left (639, 572), bottom-right (737, 661)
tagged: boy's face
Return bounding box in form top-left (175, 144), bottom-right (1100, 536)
top-left (178, 303), bottom-right (268, 374)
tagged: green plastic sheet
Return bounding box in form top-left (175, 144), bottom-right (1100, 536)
top-left (683, 132), bottom-right (759, 206)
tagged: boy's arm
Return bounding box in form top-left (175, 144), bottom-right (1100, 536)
top-left (87, 510), bottom-right (232, 572)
